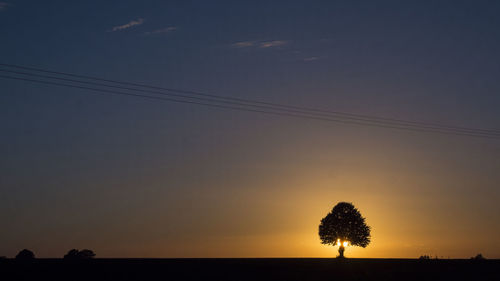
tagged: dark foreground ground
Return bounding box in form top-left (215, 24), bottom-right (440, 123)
top-left (1, 258), bottom-right (499, 281)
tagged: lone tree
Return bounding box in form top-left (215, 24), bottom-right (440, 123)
top-left (319, 202), bottom-right (371, 258)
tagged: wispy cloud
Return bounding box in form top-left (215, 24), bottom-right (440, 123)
top-left (144, 26), bottom-right (177, 35)
top-left (232, 41), bottom-right (257, 48)
top-left (303, 56), bottom-right (319, 62)
top-left (259, 40), bottom-right (288, 48)
top-left (231, 40), bottom-right (289, 49)
top-left (110, 18), bottom-right (144, 32)
top-left (0, 2), bottom-right (9, 11)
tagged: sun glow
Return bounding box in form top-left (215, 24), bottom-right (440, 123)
top-left (336, 239), bottom-right (349, 247)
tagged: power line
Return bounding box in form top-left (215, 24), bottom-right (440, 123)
top-left (1, 63), bottom-right (499, 135)
top-left (3, 68), bottom-right (498, 137)
top-left (1, 73), bottom-right (498, 139)
top-left (1, 71), bottom-right (498, 139)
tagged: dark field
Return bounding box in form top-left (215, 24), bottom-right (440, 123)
top-left (1, 258), bottom-right (499, 281)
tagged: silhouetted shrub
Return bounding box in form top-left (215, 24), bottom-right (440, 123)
top-left (64, 249), bottom-right (80, 259)
top-left (78, 249), bottom-right (96, 259)
top-left (15, 249), bottom-right (35, 260)
top-left (419, 255), bottom-right (431, 259)
top-left (471, 254), bottom-right (486, 260)
top-left (64, 249), bottom-right (95, 259)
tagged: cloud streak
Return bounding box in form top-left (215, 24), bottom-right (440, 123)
top-left (232, 40), bottom-right (289, 49)
top-left (110, 18), bottom-right (144, 32)
top-left (259, 40), bottom-right (288, 48)
top-left (232, 41), bottom-right (257, 48)
top-left (144, 26), bottom-right (177, 35)
top-left (303, 56), bottom-right (319, 62)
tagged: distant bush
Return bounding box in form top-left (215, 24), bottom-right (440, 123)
top-left (471, 254), bottom-right (486, 260)
top-left (419, 255), bottom-right (431, 260)
top-left (15, 249), bottom-right (35, 260)
top-left (64, 249), bottom-right (95, 259)
top-left (78, 249), bottom-right (96, 259)
top-left (64, 249), bottom-right (80, 259)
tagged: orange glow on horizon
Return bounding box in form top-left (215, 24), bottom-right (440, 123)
top-left (4, 129), bottom-right (499, 259)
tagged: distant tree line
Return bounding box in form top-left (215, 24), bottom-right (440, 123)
top-left (419, 254), bottom-right (486, 260)
top-left (0, 249), bottom-right (96, 260)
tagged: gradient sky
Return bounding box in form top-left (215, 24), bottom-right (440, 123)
top-left (1, 0), bottom-right (499, 258)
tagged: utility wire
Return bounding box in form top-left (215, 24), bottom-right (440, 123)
top-left (2, 68), bottom-right (497, 136)
top-left (1, 74), bottom-right (498, 139)
top-left (1, 63), bottom-right (499, 135)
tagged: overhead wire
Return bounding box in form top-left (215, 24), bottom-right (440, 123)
top-left (0, 64), bottom-right (498, 139)
top-left (2, 63), bottom-right (499, 135)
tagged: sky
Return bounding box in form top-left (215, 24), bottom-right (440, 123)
top-left (0, 0), bottom-right (499, 258)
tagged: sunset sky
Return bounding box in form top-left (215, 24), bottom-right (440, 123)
top-left (1, 0), bottom-right (499, 259)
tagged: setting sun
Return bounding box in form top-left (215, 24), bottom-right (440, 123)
top-left (335, 239), bottom-right (349, 247)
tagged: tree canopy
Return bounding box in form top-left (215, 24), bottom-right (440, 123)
top-left (319, 202), bottom-right (371, 257)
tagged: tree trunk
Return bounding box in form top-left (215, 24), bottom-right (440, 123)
top-left (338, 244), bottom-right (345, 258)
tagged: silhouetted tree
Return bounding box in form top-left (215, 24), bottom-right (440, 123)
top-left (64, 249), bottom-right (80, 259)
top-left (319, 202), bottom-right (371, 258)
top-left (15, 249), bottom-right (35, 260)
top-left (78, 249), bottom-right (95, 259)
top-left (64, 249), bottom-right (95, 259)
